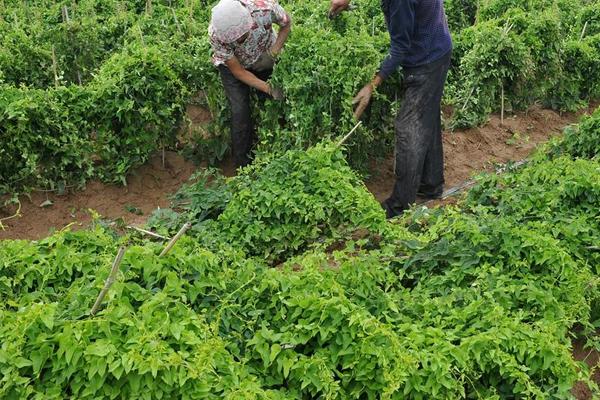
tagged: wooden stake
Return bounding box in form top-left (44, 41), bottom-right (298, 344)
top-left (159, 222), bottom-right (192, 257)
top-left (500, 85), bottom-right (505, 126)
top-left (90, 247), bottom-right (126, 316)
top-left (145, 0), bottom-right (152, 14)
top-left (337, 121), bottom-right (363, 147)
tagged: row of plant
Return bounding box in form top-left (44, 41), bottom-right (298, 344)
top-left (1, 107), bottom-right (599, 398)
top-left (447, 0), bottom-right (600, 127)
top-left (1, 0), bottom-right (598, 194)
top-left (0, 0), bottom-right (216, 194)
top-left (1, 44), bottom-right (186, 193)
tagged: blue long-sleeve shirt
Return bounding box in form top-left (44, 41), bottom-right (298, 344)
top-left (379, 0), bottom-right (452, 79)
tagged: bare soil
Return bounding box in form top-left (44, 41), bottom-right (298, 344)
top-left (366, 104), bottom-right (596, 203)
top-left (0, 152), bottom-right (196, 240)
top-left (572, 336), bottom-right (600, 399)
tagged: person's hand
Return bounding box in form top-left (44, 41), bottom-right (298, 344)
top-left (352, 83), bottom-right (373, 120)
top-left (268, 47), bottom-right (280, 59)
top-left (328, 0), bottom-right (350, 18)
top-left (269, 86), bottom-right (285, 101)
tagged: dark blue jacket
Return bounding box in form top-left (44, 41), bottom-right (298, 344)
top-left (379, 0), bottom-right (452, 78)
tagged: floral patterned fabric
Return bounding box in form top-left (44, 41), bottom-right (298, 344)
top-left (209, 0), bottom-right (290, 69)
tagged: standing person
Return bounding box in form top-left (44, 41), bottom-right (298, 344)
top-left (330, 0), bottom-right (452, 218)
top-left (209, 0), bottom-right (291, 168)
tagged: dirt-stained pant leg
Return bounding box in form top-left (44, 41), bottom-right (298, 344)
top-left (384, 51), bottom-right (451, 217)
top-left (218, 65), bottom-right (273, 168)
top-left (219, 65), bottom-right (253, 168)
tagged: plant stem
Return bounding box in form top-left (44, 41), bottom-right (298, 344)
top-left (0, 200), bottom-right (22, 231)
top-left (172, 8), bottom-right (182, 34)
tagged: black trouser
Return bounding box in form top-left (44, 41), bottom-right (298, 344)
top-left (383, 51), bottom-right (452, 217)
top-left (218, 65), bottom-right (272, 168)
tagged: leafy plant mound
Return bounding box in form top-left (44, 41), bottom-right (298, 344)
top-left (203, 142), bottom-right (386, 261)
top-left (548, 106), bottom-right (600, 160)
top-left (0, 232), bottom-right (279, 399)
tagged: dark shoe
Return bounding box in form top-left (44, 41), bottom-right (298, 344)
top-left (381, 199), bottom-right (405, 219)
top-left (417, 185), bottom-right (444, 200)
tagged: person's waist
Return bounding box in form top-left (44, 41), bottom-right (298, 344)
top-left (401, 47), bottom-right (452, 72)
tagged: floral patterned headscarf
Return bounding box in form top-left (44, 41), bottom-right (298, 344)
top-left (210, 0), bottom-right (254, 44)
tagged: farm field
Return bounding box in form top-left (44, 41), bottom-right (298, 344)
top-left (1, 0), bottom-right (600, 398)
top-left (0, 104), bottom-right (595, 241)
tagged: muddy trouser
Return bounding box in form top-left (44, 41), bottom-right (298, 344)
top-left (383, 50), bottom-right (452, 217)
top-left (218, 65), bottom-right (272, 168)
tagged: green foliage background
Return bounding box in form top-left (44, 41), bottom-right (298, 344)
top-left (1, 0), bottom-right (598, 193)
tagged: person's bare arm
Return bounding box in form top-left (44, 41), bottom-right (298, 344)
top-left (225, 56), bottom-right (271, 95)
top-left (271, 20), bottom-right (291, 55)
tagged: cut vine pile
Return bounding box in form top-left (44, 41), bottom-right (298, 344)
top-left (1, 0), bottom-right (598, 194)
top-left (2, 108), bottom-right (599, 398)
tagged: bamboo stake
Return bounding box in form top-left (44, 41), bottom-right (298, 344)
top-left (90, 247), bottom-right (126, 316)
top-left (51, 46), bottom-right (59, 88)
top-left (61, 5), bottom-right (70, 23)
top-left (580, 21), bottom-right (588, 41)
top-left (126, 225), bottom-right (169, 240)
top-left (337, 121), bottom-right (363, 147)
top-left (461, 86), bottom-right (475, 112)
top-left (159, 222), bottom-right (192, 257)
top-left (145, 0), bottom-right (152, 15)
